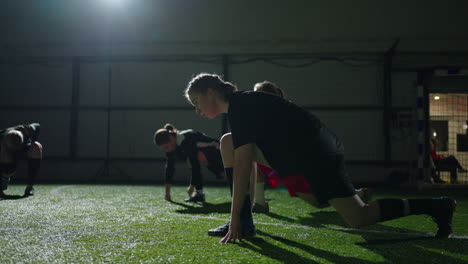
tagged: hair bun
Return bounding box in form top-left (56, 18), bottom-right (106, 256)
top-left (164, 123), bottom-right (175, 131)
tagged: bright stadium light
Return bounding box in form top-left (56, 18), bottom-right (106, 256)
top-left (434, 96), bottom-right (440, 100)
top-left (100, 0), bottom-right (127, 10)
top-left (103, 0), bottom-right (125, 5)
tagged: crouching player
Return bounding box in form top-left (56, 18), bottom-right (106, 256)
top-left (0, 123), bottom-right (42, 197)
top-left (185, 73), bottom-right (456, 242)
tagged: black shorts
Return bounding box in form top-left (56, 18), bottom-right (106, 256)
top-left (14, 145), bottom-right (32, 160)
top-left (0, 144), bottom-right (31, 175)
top-left (206, 162), bottom-right (224, 176)
top-left (303, 154), bottom-right (356, 204)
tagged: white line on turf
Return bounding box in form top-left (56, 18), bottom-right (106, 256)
top-left (49, 185), bottom-right (75, 198)
top-left (49, 185), bottom-right (468, 240)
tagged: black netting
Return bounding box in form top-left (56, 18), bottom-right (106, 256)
top-left (430, 93), bottom-right (468, 183)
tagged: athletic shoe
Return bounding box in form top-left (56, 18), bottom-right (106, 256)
top-left (431, 197), bottom-right (456, 238)
top-left (208, 222), bottom-right (230, 236)
top-left (207, 221), bottom-right (256, 237)
top-left (184, 192), bottom-right (205, 202)
top-left (24, 186), bottom-right (34, 197)
top-left (253, 201), bottom-right (270, 214)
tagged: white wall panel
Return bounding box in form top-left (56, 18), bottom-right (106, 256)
top-left (80, 62), bottom-right (221, 106)
top-left (79, 63), bottom-right (109, 106)
top-left (230, 60), bottom-right (381, 106)
top-left (109, 110), bottom-right (222, 158)
top-left (76, 111), bottom-right (108, 157)
top-left (231, 60), bottom-right (383, 161)
top-left (392, 72), bottom-right (418, 107)
top-left (76, 110), bottom-right (222, 158)
top-left (0, 64), bottom-right (72, 106)
top-left (313, 110), bottom-right (383, 160)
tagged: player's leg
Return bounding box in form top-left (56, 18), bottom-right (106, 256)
top-left (0, 145), bottom-right (16, 197)
top-left (208, 133), bottom-right (255, 237)
top-left (252, 168), bottom-right (269, 213)
top-left (24, 141), bottom-right (42, 196)
top-left (184, 159), bottom-right (205, 202)
top-left (329, 194), bottom-right (456, 238)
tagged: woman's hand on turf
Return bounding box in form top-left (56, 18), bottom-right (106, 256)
top-left (220, 218), bottom-right (242, 243)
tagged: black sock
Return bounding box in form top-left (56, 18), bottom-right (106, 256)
top-left (407, 199), bottom-right (433, 215)
top-left (378, 198), bottom-right (434, 222)
top-left (378, 199), bottom-right (407, 221)
top-left (225, 167), bottom-right (233, 197)
top-left (240, 195), bottom-right (252, 219)
top-left (27, 159), bottom-right (41, 186)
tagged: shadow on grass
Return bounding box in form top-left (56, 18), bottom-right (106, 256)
top-left (353, 232), bottom-right (468, 263)
top-left (263, 212), bottom-right (297, 223)
top-left (297, 213), bottom-right (468, 263)
top-left (239, 230), bottom-right (376, 264)
top-left (296, 211), bottom-right (455, 237)
top-left (170, 200), bottom-right (231, 214)
top-left (243, 230), bottom-right (467, 264)
top-left (296, 211), bottom-right (349, 227)
top-left (252, 209), bottom-right (468, 263)
top-left (0, 194), bottom-right (29, 200)
top-left (355, 236), bottom-right (433, 245)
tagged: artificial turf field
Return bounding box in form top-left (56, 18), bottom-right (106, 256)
top-left (0, 185), bottom-right (467, 264)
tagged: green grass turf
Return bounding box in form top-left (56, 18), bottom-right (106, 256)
top-left (0, 185), bottom-right (467, 264)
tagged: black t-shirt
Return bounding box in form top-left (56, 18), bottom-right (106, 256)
top-left (164, 129), bottom-right (222, 183)
top-left (228, 91), bottom-right (343, 176)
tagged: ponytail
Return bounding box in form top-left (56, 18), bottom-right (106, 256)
top-left (154, 123), bottom-right (178, 146)
top-left (164, 123), bottom-right (177, 133)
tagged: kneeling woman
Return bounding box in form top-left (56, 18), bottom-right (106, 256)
top-left (1, 123), bottom-right (42, 197)
top-left (185, 73), bottom-right (456, 242)
top-left (154, 124), bottom-right (225, 202)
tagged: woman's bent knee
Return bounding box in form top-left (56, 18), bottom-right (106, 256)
top-left (220, 133), bottom-right (234, 167)
top-left (330, 196), bottom-right (380, 228)
top-left (28, 142), bottom-right (43, 159)
top-left (220, 133), bottom-right (232, 145)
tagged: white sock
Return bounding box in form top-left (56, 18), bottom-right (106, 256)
top-left (255, 183), bottom-right (265, 205)
top-left (356, 188), bottom-right (363, 198)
